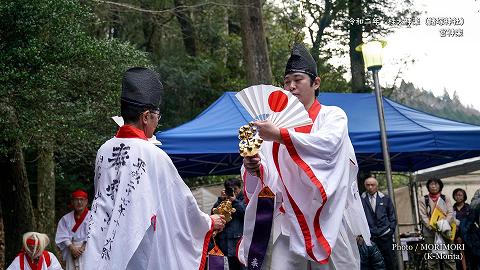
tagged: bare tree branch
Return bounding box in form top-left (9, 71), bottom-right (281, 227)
top-left (94, 0), bottom-right (251, 15)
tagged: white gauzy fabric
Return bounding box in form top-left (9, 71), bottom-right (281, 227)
top-left (436, 219), bottom-right (451, 232)
top-left (84, 137), bottom-right (212, 270)
top-left (55, 211), bottom-right (89, 270)
top-left (238, 105), bottom-right (370, 269)
top-left (6, 252), bottom-right (63, 270)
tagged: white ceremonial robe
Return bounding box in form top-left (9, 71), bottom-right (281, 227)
top-left (55, 210), bottom-right (89, 270)
top-left (6, 252), bottom-right (63, 270)
top-left (238, 103), bottom-right (370, 269)
top-left (84, 131), bottom-right (213, 270)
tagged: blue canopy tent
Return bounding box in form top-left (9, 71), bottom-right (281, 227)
top-left (156, 92), bottom-right (480, 177)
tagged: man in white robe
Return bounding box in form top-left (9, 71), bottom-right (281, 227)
top-left (55, 189), bottom-right (89, 270)
top-left (7, 232), bottom-right (63, 270)
top-left (83, 67), bottom-right (225, 270)
top-left (237, 44), bottom-right (370, 270)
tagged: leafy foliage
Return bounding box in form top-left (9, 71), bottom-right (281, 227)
top-left (91, 0), bottom-right (352, 130)
top-left (185, 175), bottom-right (235, 188)
top-left (264, 1), bottom-right (350, 91)
top-left (0, 0), bottom-right (151, 174)
top-left (0, 1), bottom-right (151, 258)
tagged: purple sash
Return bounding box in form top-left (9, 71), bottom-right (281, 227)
top-left (208, 244), bottom-right (225, 270)
top-left (247, 187), bottom-right (274, 270)
top-left (208, 255), bottom-right (224, 270)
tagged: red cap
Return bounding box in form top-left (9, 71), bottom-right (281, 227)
top-left (71, 189), bottom-right (88, 199)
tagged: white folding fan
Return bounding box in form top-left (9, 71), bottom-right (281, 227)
top-left (235, 85), bottom-right (312, 129)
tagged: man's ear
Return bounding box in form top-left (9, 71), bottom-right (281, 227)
top-left (314, 76), bottom-right (321, 90)
top-left (140, 111), bottom-right (149, 125)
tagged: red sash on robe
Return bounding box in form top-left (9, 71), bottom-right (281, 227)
top-left (18, 250), bottom-right (50, 270)
top-left (72, 207), bottom-right (89, 232)
top-left (272, 99), bottom-right (331, 263)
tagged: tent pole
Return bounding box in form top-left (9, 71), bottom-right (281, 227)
top-left (372, 70), bottom-right (404, 270)
top-left (409, 174), bottom-right (420, 232)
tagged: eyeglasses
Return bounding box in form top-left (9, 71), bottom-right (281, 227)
top-left (149, 110), bottom-right (162, 121)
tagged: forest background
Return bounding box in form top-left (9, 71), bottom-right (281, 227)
top-left (1, 0), bottom-right (479, 267)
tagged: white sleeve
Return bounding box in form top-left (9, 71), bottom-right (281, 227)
top-left (344, 170), bottom-right (371, 245)
top-left (6, 256), bottom-right (20, 270)
top-left (55, 215), bottom-right (72, 252)
top-left (280, 106), bottom-right (348, 166)
top-left (241, 151), bottom-right (272, 202)
top-left (47, 252), bottom-right (64, 270)
top-left (241, 165), bottom-right (262, 200)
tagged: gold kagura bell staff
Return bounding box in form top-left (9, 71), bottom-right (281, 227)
top-left (238, 123), bottom-right (263, 161)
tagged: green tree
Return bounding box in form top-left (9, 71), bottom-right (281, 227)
top-left (297, 0), bottom-right (417, 92)
top-left (0, 0), bottom-right (150, 261)
top-left (91, 0), bottom-right (248, 127)
top-left (263, 1), bottom-right (349, 91)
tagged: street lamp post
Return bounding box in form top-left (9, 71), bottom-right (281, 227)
top-left (356, 40), bottom-right (404, 270)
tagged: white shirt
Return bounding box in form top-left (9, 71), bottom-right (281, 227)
top-left (369, 193), bottom-right (377, 212)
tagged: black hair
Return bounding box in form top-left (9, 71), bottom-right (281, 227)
top-left (287, 73), bottom-right (319, 96)
top-left (121, 100), bottom-right (158, 124)
top-left (224, 178), bottom-right (242, 189)
top-left (294, 73), bottom-right (320, 96)
top-left (307, 74), bottom-right (320, 97)
top-left (426, 177), bottom-right (444, 192)
top-left (452, 188), bottom-right (467, 202)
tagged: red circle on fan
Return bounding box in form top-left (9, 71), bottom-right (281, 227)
top-left (268, 90), bottom-right (288, 112)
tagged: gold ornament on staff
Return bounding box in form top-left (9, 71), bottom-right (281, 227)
top-left (238, 123), bottom-right (263, 157)
top-left (238, 122), bottom-right (275, 202)
top-left (212, 200), bottom-right (236, 223)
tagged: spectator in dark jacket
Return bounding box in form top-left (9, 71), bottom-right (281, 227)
top-left (460, 189), bottom-right (480, 270)
top-left (361, 176), bottom-right (397, 270)
top-left (471, 188), bottom-right (480, 212)
top-left (211, 178), bottom-right (246, 270)
top-left (452, 188), bottom-right (472, 270)
top-left (357, 235), bottom-right (386, 270)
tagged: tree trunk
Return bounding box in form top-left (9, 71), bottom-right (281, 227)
top-left (173, 0), bottom-right (197, 57)
top-left (308, 0), bottom-right (334, 65)
top-left (348, 0), bottom-right (368, 92)
top-left (109, 10), bottom-right (122, 39)
top-left (36, 145), bottom-right (56, 250)
top-left (0, 200), bottom-right (5, 270)
top-left (239, 0), bottom-right (272, 85)
top-left (140, 1), bottom-right (155, 53)
top-left (1, 139), bottom-right (36, 263)
top-left (0, 103), bottom-right (36, 263)
top-left (220, 6), bottom-right (229, 67)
